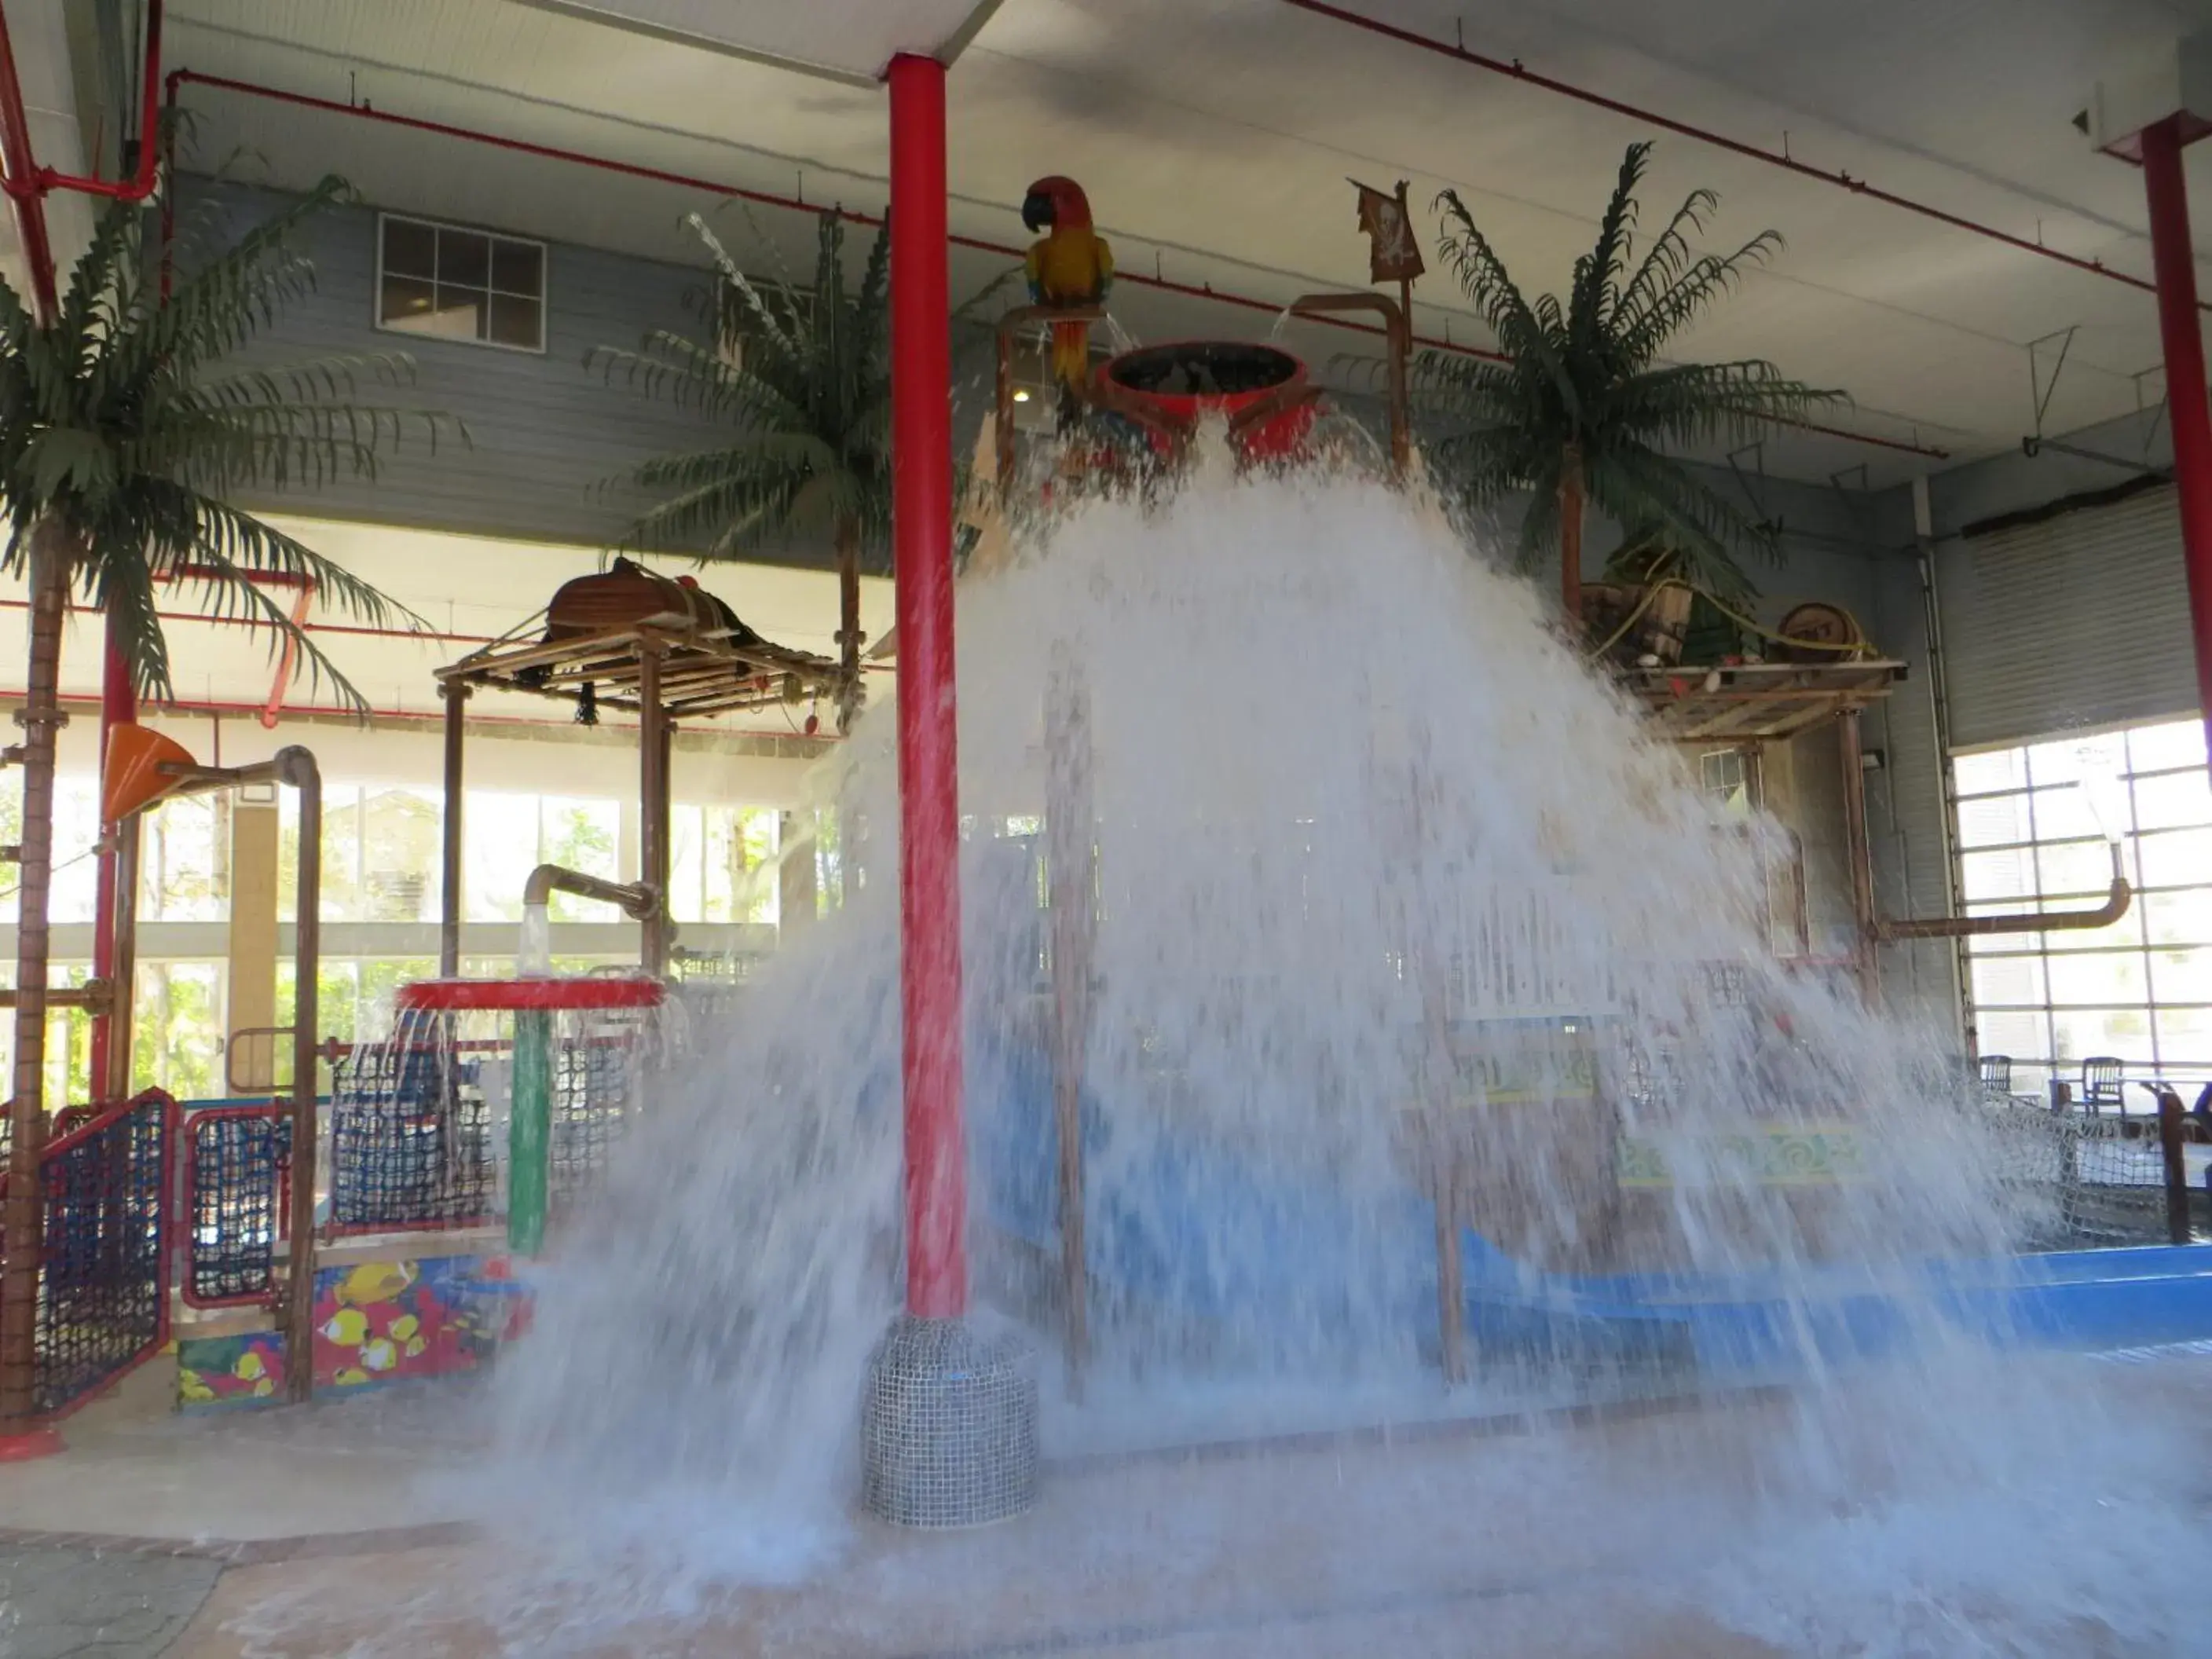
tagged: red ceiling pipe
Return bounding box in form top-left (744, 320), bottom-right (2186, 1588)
top-left (0, 2), bottom-right (59, 317)
top-left (1280, 0), bottom-right (2195, 314)
top-left (171, 69), bottom-right (1946, 461)
top-left (23, 0), bottom-right (163, 201)
top-left (2138, 116), bottom-right (2212, 766)
top-left (887, 53), bottom-right (966, 1322)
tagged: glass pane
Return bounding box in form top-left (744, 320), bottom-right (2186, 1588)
top-left (742, 807), bottom-right (779, 925)
top-left (1957, 792), bottom-right (2031, 850)
top-left (436, 228), bottom-right (490, 287)
top-left (1976, 1009), bottom-right (2049, 1066)
top-left (2154, 1004), bottom-right (2212, 1068)
top-left (2027, 786), bottom-right (2111, 844)
top-left (1961, 847), bottom-right (2037, 904)
top-left (383, 218), bottom-right (437, 278)
top-left (319, 788), bottom-right (363, 922)
top-left (140, 794), bottom-right (225, 922)
top-left (491, 238), bottom-right (542, 295)
top-left (2047, 950), bottom-right (2147, 1005)
top-left (130, 961), bottom-right (225, 1100)
top-left (2130, 719), bottom-right (2209, 774)
top-left (2037, 837), bottom-right (2118, 899)
top-left (465, 791), bottom-right (540, 923)
top-left (2139, 828), bottom-right (2212, 888)
top-left (2049, 1006), bottom-right (2154, 1069)
top-left (1954, 749), bottom-right (2026, 795)
top-left (2027, 731), bottom-right (2126, 789)
top-left (2133, 769), bottom-right (2212, 831)
top-left (1967, 952), bottom-right (2045, 1008)
top-left (668, 805), bottom-right (704, 925)
top-left (361, 788), bottom-right (441, 921)
top-left (2151, 947), bottom-right (2212, 1007)
top-left (488, 292), bottom-right (540, 349)
top-left (2144, 889), bottom-right (2212, 947)
top-left (49, 778), bottom-right (101, 924)
top-left (540, 798), bottom-right (621, 921)
top-left (379, 272), bottom-right (435, 327)
top-left (434, 286), bottom-right (486, 339)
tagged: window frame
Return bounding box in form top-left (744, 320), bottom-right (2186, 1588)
top-left (1951, 715), bottom-right (2212, 1093)
top-left (374, 211), bottom-right (549, 356)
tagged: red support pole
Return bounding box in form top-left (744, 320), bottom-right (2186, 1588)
top-left (887, 53), bottom-right (966, 1321)
top-left (2141, 115), bottom-right (2212, 760)
top-left (88, 628), bottom-right (135, 1101)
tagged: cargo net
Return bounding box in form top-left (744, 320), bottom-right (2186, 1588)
top-left (0, 1091), bottom-right (175, 1418)
top-left (1983, 1094), bottom-right (2185, 1247)
top-left (328, 979), bottom-right (674, 1237)
top-left (184, 1106), bottom-right (289, 1307)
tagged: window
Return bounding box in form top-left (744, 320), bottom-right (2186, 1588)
top-left (377, 214), bottom-right (545, 352)
top-left (1954, 716), bottom-right (2212, 1098)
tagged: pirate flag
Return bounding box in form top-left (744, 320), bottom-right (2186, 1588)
top-left (1352, 178), bottom-right (1423, 285)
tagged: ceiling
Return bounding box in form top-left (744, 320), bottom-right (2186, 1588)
top-left (65, 0), bottom-right (2212, 485)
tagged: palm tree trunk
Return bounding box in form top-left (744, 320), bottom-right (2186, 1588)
top-left (1, 518), bottom-right (75, 1426)
top-left (834, 516), bottom-right (862, 731)
top-left (1559, 441), bottom-right (1585, 623)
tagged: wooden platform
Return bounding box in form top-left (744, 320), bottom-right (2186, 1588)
top-left (1617, 658), bottom-right (1906, 743)
top-left (435, 622), bottom-right (848, 722)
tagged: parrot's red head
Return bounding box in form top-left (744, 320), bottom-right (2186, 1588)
top-left (1021, 176), bottom-right (1092, 233)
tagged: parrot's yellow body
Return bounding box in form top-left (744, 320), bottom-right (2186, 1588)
top-left (1021, 176), bottom-right (1111, 404)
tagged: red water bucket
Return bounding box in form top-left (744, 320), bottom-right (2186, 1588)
top-left (1093, 341), bottom-right (1319, 463)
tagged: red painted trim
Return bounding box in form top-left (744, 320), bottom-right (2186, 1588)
top-left (168, 69), bottom-right (1947, 461)
top-left (888, 55), bottom-right (968, 1320)
top-left (2139, 116), bottom-right (2212, 767)
top-left (394, 976), bottom-right (665, 1012)
top-left (0, 1426), bottom-right (62, 1461)
top-left (1277, 0), bottom-right (2196, 314)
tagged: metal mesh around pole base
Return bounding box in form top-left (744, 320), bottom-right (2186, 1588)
top-left (861, 1313), bottom-right (1040, 1528)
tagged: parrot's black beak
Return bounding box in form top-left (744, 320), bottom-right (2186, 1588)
top-left (1021, 192), bottom-right (1055, 233)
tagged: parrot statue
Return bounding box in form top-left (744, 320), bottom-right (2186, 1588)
top-left (1021, 175), bottom-right (1112, 424)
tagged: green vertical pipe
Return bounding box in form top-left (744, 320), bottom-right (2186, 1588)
top-left (510, 1010), bottom-right (553, 1256)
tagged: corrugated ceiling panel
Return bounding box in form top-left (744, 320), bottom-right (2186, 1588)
top-left (1937, 485), bottom-right (2197, 749)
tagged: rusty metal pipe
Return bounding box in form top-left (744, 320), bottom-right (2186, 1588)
top-left (0, 979), bottom-right (112, 1012)
top-left (274, 746), bottom-right (319, 1405)
top-left (1876, 850), bottom-right (2132, 941)
top-left (1289, 291), bottom-right (1409, 474)
top-left (522, 863), bottom-right (657, 921)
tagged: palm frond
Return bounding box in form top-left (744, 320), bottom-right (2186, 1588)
top-left (1568, 141), bottom-right (1648, 340)
top-left (1615, 230), bottom-right (1785, 368)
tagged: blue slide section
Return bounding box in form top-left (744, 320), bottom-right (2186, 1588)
top-left (972, 1037), bottom-right (2212, 1375)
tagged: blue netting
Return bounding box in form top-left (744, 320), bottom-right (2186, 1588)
top-left (32, 1093), bottom-right (171, 1415)
top-left (328, 1016), bottom-right (495, 1233)
top-left (185, 1108), bottom-right (288, 1306)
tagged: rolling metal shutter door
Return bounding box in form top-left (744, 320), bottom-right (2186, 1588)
top-left (1937, 485), bottom-right (2198, 750)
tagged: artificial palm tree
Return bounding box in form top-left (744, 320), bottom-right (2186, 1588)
top-left (0, 176), bottom-right (450, 1413)
top-left (1414, 141), bottom-right (1842, 619)
top-left (590, 211), bottom-right (892, 731)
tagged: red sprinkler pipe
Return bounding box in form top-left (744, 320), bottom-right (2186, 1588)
top-left (169, 70), bottom-right (1947, 462)
top-left (1278, 0), bottom-right (2196, 314)
top-left (2140, 115), bottom-right (2212, 766)
top-left (888, 53), bottom-right (967, 1322)
top-left (17, 0), bottom-right (164, 202)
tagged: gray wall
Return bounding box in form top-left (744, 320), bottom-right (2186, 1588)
top-left (183, 175), bottom-right (747, 557)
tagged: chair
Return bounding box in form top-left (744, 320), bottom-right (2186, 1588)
top-left (1978, 1054), bottom-right (2013, 1095)
top-left (2080, 1057), bottom-right (2126, 1118)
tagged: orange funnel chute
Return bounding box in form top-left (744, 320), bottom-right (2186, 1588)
top-left (101, 724), bottom-right (195, 822)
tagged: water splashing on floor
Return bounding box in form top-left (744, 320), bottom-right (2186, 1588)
top-left (456, 461), bottom-right (2209, 1651)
